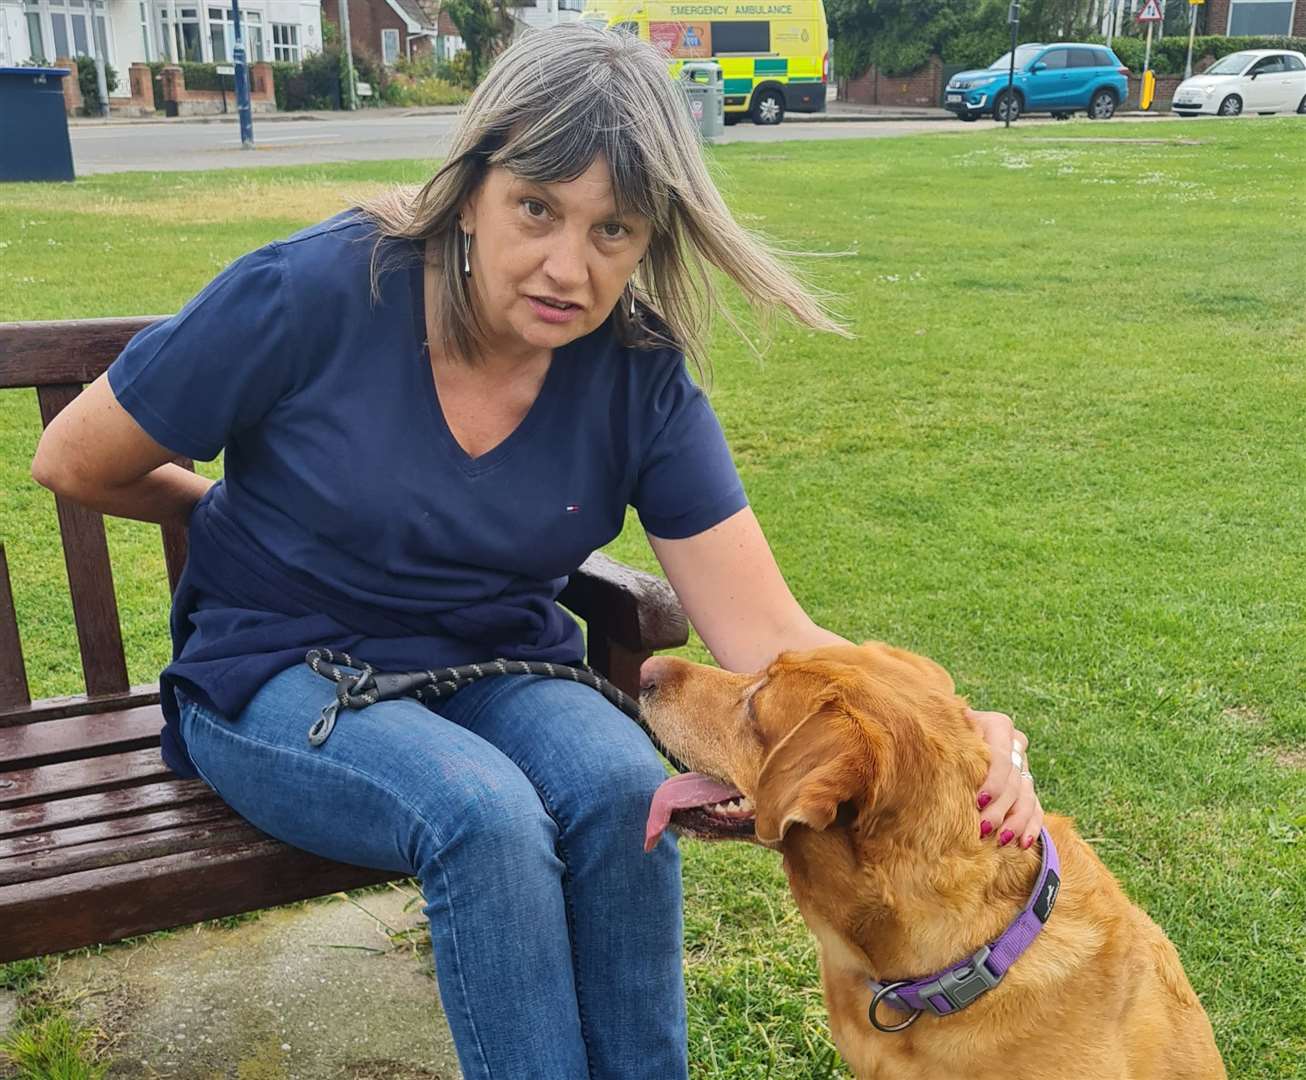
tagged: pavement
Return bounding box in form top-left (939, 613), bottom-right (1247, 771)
top-left (1, 886), bottom-right (464, 1079)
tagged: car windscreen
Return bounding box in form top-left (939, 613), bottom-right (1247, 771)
top-left (989, 44), bottom-right (1044, 70)
top-left (1204, 52), bottom-right (1258, 75)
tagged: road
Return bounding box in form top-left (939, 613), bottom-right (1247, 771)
top-left (64, 110), bottom-right (1073, 174)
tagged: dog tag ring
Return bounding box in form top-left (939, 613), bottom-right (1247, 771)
top-left (868, 981), bottom-right (923, 1033)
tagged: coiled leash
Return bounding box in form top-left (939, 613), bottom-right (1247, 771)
top-left (303, 647), bottom-right (688, 772)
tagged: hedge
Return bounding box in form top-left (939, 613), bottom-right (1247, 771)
top-left (1089, 34), bottom-right (1306, 75)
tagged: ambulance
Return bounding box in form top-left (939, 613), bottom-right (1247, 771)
top-left (583, 1), bottom-right (830, 125)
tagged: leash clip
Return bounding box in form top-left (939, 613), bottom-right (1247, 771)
top-left (308, 701), bottom-right (340, 747)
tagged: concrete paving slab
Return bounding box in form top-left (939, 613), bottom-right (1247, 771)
top-left (0, 989), bottom-right (17, 1041)
top-left (40, 887), bottom-right (462, 1080)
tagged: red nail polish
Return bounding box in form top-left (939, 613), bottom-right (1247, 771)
top-left (977, 792), bottom-right (992, 810)
top-left (980, 820), bottom-right (993, 838)
top-left (1021, 835), bottom-right (1034, 850)
top-left (1000, 829), bottom-right (1014, 846)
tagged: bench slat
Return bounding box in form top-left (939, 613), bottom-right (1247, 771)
top-left (0, 704), bottom-right (161, 771)
top-left (0, 317), bottom-right (158, 389)
top-left (0, 778), bottom-right (216, 840)
top-left (0, 838), bottom-right (403, 963)
top-left (0, 817), bottom-right (269, 886)
top-left (0, 544), bottom-right (30, 711)
top-left (0, 686), bottom-right (160, 728)
top-left (0, 799), bottom-right (232, 860)
top-left (36, 384), bottom-right (131, 699)
top-left (0, 747), bottom-right (173, 811)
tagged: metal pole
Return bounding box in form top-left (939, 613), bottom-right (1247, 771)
top-left (1005, 1), bottom-right (1020, 128)
top-left (166, 0), bottom-right (179, 61)
top-left (337, 0), bottom-right (357, 110)
top-left (230, 0), bottom-right (254, 147)
top-left (1184, 1), bottom-right (1197, 79)
top-left (87, 2), bottom-right (110, 118)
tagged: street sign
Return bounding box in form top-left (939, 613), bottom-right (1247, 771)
top-left (1189, 0), bottom-right (1204, 5)
top-left (1136, 0), bottom-right (1163, 21)
top-left (216, 64), bottom-right (235, 75)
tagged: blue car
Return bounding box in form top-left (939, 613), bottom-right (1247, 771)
top-left (944, 42), bottom-right (1130, 122)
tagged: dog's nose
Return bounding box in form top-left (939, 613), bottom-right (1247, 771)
top-left (639, 656), bottom-right (671, 695)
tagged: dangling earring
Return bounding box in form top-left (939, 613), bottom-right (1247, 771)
top-left (462, 230), bottom-right (471, 275)
top-left (628, 284), bottom-right (637, 318)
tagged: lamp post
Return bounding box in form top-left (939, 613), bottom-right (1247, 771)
top-left (230, 0), bottom-right (254, 147)
top-left (1005, 0), bottom-right (1020, 128)
top-left (338, 0), bottom-right (358, 110)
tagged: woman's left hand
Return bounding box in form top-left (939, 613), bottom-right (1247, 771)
top-left (967, 708), bottom-right (1045, 849)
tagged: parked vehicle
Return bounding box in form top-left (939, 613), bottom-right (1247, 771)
top-left (1171, 49), bottom-right (1306, 117)
top-left (585, 0), bottom-right (829, 125)
top-left (944, 42), bottom-right (1130, 122)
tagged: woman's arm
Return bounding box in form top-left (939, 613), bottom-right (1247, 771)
top-left (31, 373), bottom-right (213, 526)
top-left (648, 506), bottom-right (1045, 847)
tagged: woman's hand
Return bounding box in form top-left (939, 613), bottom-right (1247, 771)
top-left (968, 708), bottom-right (1045, 850)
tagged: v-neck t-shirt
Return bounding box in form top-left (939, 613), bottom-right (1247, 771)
top-left (107, 210), bottom-right (747, 777)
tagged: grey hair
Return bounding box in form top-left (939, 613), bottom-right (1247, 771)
top-left (356, 23), bottom-right (848, 370)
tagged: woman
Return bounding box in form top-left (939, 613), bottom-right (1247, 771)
top-left (31, 24), bottom-right (1042, 1080)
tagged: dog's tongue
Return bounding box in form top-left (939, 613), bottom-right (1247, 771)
top-left (645, 772), bottom-right (741, 852)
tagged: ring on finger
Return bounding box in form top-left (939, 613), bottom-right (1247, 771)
top-left (1020, 769), bottom-right (1033, 782)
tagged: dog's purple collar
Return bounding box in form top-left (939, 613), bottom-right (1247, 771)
top-left (866, 827), bottom-right (1061, 1032)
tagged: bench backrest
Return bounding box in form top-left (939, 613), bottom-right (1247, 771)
top-left (0, 317), bottom-right (189, 726)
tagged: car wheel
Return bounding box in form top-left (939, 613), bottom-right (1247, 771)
top-left (751, 88), bottom-right (784, 126)
top-left (1089, 89), bottom-right (1116, 120)
top-left (1298, 93), bottom-right (1306, 114)
top-left (1218, 94), bottom-right (1243, 117)
top-left (994, 90), bottom-right (1021, 123)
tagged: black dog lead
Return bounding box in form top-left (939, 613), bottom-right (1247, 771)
top-left (304, 648), bottom-right (688, 772)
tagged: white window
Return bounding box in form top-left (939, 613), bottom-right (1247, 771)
top-left (381, 26), bottom-right (399, 65)
top-left (206, 6), bottom-right (264, 62)
top-left (1227, 0), bottom-right (1295, 36)
top-left (37, 0), bottom-right (109, 60)
top-left (272, 22), bottom-right (299, 62)
top-left (24, 1), bottom-right (47, 61)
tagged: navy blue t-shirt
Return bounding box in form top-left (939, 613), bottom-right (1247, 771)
top-left (108, 211), bottom-right (747, 777)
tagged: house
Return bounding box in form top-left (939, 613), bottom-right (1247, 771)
top-left (317, 0), bottom-right (471, 66)
top-left (1205, 0), bottom-right (1306, 36)
top-left (0, 0), bottom-right (326, 95)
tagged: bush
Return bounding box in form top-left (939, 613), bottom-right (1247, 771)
top-left (386, 74), bottom-right (471, 107)
top-left (178, 60), bottom-right (222, 92)
top-left (274, 47), bottom-right (346, 109)
top-left (75, 54), bottom-right (118, 116)
top-left (351, 48), bottom-right (390, 107)
top-left (441, 49), bottom-right (477, 90)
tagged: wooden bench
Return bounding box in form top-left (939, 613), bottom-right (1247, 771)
top-left (0, 316), bottom-right (689, 965)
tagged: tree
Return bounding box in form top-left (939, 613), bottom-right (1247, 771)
top-left (444, 0), bottom-right (514, 84)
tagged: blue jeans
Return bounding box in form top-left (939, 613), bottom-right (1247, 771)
top-left (177, 663), bottom-right (688, 1080)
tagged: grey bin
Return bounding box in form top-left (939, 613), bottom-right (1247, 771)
top-left (680, 61), bottom-right (724, 140)
top-left (0, 66), bottom-right (75, 182)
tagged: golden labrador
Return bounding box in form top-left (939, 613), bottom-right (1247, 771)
top-left (640, 642), bottom-right (1225, 1080)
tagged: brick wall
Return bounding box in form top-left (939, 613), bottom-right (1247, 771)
top-left (1206, 0), bottom-right (1306, 35)
top-left (159, 62), bottom-right (276, 116)
top-left (53, 57), bottom-right (83, 115)
top-left (842, 55), bottom-right (943, 108)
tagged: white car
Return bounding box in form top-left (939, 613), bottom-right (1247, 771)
top-left (1171, 49), bottom-right (1306, 117)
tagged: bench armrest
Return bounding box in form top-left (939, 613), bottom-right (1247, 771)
top-left (559, 553), bottom-right (688, 695)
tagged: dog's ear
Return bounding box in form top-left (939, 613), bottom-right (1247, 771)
top-left (754, 697), bottom-right (882, 845)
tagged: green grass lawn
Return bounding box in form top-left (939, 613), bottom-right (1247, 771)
top-left (2, 119), bottom-right (1304, 1077)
